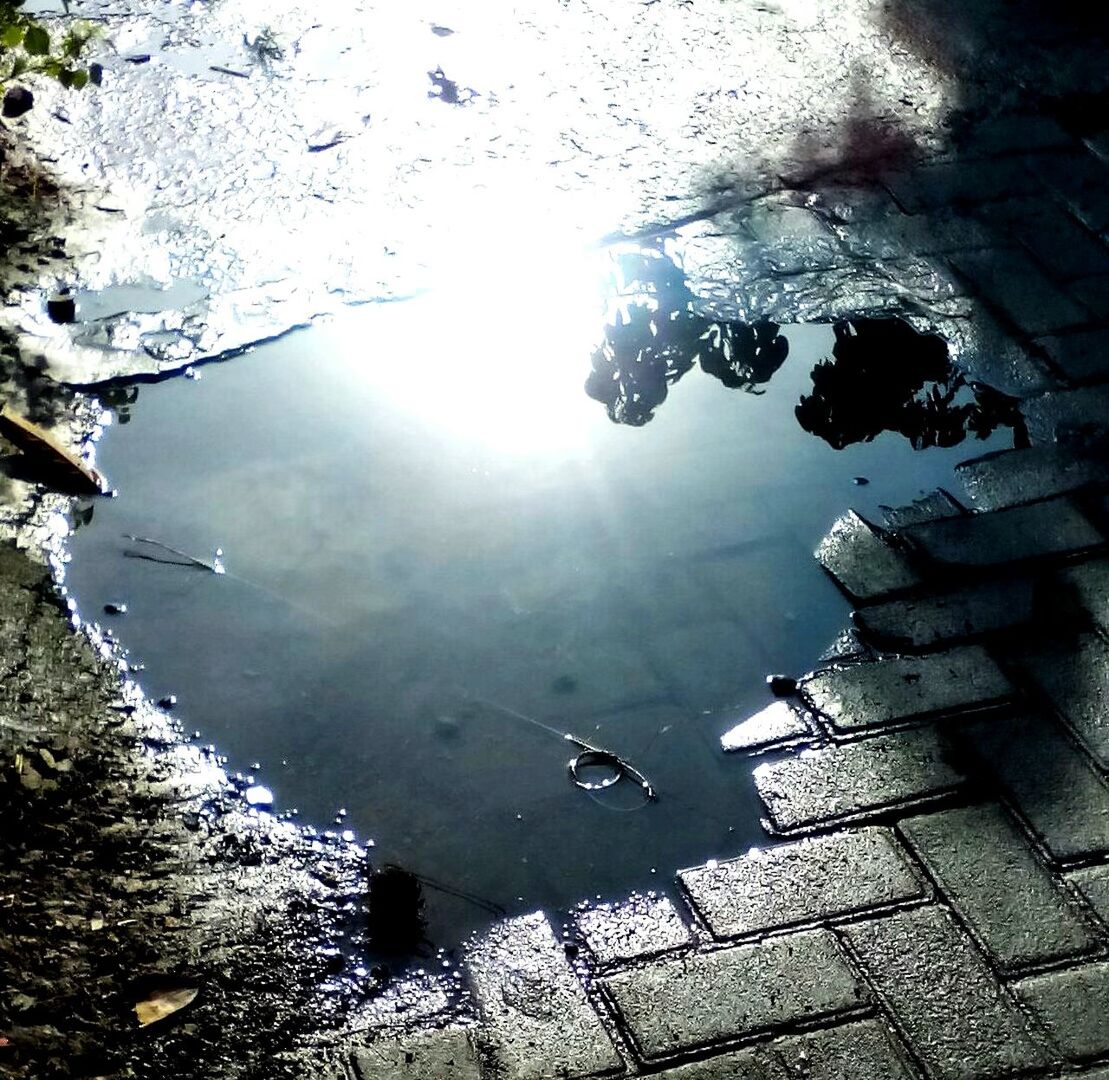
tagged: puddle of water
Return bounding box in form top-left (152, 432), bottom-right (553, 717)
top-left (62, 262), bottom-right (1014, 947)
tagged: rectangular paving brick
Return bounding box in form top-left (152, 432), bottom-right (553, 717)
top-left (855, 579), bottom-right (1035, 650)
top-left (801, 647), bottom-right (1012, 732)
top-left (816, 511), bottom-right (920, 601)
top-left (1061, 558), bottom-right (1109, 633)
top-left (900, 499), bottom-right (1101, 567)
top-left (1021, 384), bottom-right (1109, 445)
top-left (1068, 864), bottom-right (1109, 928)
top-left (351, 1028), bottom-right (481, 1080)
top-left (679, 828), bottom-right (925, 938)
top-left (576, 894), bottom-right (692, 966)
top-left (956, 445), bottom-right (1109, 511)
top-left (1037, 328), bottom-right (1109, 383)
top-left (962, 714), bottom-right (1109, 861)
top-left (900, 804), bottom-right (1098, 969)
top-left (720, 700), bottom-right (810, 753)
top-left (754, 729), bottom-right (963, 833)
top-left (842, 906), bottom-right (1048, 1080)
top-left (772, 1020), bottom-right (914, 1080)
top-left (1021, 632), bottom-right (1109, 768)
top-left (654, 1046), bottom-right (785, 1080)
top-left (881, 488), bottom-right (965, 529)
top-left (1014, 961), bottom-right (1109, 1061)
top-left (883, 160), bottom-right (1043, 213)
top-left (603, 929), bottom-right (864, 1060)
top-left (465, 913), bottom-right (622, 1080)
top-left (949, 248), bottom-right (1089, 336)
top-left (1025, 150), bottom-right (1109, 233)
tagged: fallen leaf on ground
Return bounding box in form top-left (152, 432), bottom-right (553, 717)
top-left (134, 985), bottom-right (198, 1026)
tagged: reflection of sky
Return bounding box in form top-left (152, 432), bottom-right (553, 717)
top-left (63, 309), bottom-right (1010, 942)
top-left (19, 0), bottom-right (954, 379)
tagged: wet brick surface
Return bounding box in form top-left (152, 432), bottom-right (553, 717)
top-left (1014, 961), bottom-right (1109, 1062)
top-left (678, 828), bottom-right (925, 938)
top-left (575, 894), bottom-right (692, 966)
top-left (815, 511), bottom-right (920, 601)
top-left (603, 929), bottom-right (864, 1060)
top-left (899, 804), bottom-right (1098, 969)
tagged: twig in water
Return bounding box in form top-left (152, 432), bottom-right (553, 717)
top-left (122, 535), bottom-right (225, 574)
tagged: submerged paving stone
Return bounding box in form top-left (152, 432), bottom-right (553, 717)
top-left (602, 929), bottom-right (864, 1060)
top-left (899, 804), bottom-right (1098, 970)
top-left (1068, 864), bottom-right (1109, 927)
top-left (1024, 149), bottom-right (1109, 234)
top-left (816, 511), bottom-right (920, 601)
top-left (350, 1028), bottom-right (481, 1080)
top-left (801, 647), bottom-right (1012, 733)
top-left (883, 160), bottom-right (1043, 213)
top-left (956, 445), bottom-right (1109, 511)
top-left (900, 499), bottom-right (1101, 567)
top-left (948, 248), bottom-right (1089, 336)
top-left (881, 489), bottom-right (965, 529)
top-left (1036, 328), bottom-right (1109, 384)
top-left (720, 701), bottom-right (810, 753)
top-left (754, 728), bottom-right (963, 833)
top-left (464, 913), bottom-right (622, 1080)
top-left (1014, 961), bottom-right (1109, 1061)
top-left (772, 1019), bottom-right (914, 1080)
top-left (854, 579), bottom-right (1035, 650)
top-left (576, 894), bottom-right (692, 966)
top-left (1021, 633), bottom-right (1109, 768)
top-left (1060, 558), bottom-right (1109, 633)
top-left (962, 714), bottom-right (1109, 861)
top-left (679, 828), bottom-right (925, 938)
top-left (842, 906), bottom-right (1048, 1080)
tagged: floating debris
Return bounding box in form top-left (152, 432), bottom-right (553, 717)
top-left (123, 534), bottom-right (225, 574)
top-left (853, 475), bottom-right (870, 485)
top-left (103, 602), bottom-right (127, 615)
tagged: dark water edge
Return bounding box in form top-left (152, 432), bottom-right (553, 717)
top-left (62, 297), bottom-right (1014, 947)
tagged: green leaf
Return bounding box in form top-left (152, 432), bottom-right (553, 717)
top-left (23, 23), bottom-right (48, 56)
top-left (1, 24), bottom-right (24, 48)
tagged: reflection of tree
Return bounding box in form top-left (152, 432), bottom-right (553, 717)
top-left (795, 319), bottom-right (1022, 450)
top-left (584, 250), bottom-right (788, 426)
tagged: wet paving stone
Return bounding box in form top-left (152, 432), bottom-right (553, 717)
top-left (816, 511), bottom-right (920, 601)
top-left (801, 647), bottom-right (1012, 733)
top-left (350, 1028), bottom-right (481, 1080)
top-left (899, 804), bottom-right (1098, 970)
top-left (1023, 150), bottom-right (1109, 234)
top-left (719, 701), bottom-right (810, 753)
top-left (602, 929), bottom-right (865, 1060)
top-left (1020, 632), bottom-right (1109, 769)
top-left (961, 714), bottom-right (1109, 862)
top-left (882, 160), bottom-right (1044, 214)
top-left (653, 1046), bottom-right (785, 1080)
top-left (771, 1019), bottom-right (915, 1080)
top-left (678, 828), bottom-right (926, 938)
top-left (980, 200), bottom-right (1109, 282)
top-left (854, 579), bottom-right (1036, 650)
top-left (1060, 558), bottom-right (1109, 633)
top-left (880, 489), bottom-right (966, 529)
top-left (1021, 384), bottom-right (1109, 445)
top-left (1036, 328), bottom-right (1109, 383)
top-left (753, 728), bottom-right (964, 833)
top-left (1068, 864), bottom-right (1109, 928)
top-left (842, 906), bottom-right (1048, 1080)
top-left (464, 913), bottom-right (622, 1080)
top-left (956, 446), bottom-right (1109, 511)
top-left (1013, 961), bottom-right (1109, 1061)
top-left (900, 498), bottom-right (1102, 567)
top-left (576, 894), bottom-right (692, 966)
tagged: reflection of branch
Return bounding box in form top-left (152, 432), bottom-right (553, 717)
top-left (122, 535), bottom-right (224, 574)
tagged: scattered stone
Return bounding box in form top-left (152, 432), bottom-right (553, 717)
top-left (1014, 961), bottom-right (1109, 1061)
top-left (720, 700), bottom-right (809, 752)
top-left (961, 713), bottom-right (1109, 861)
top-left (2, 86), bottom-right (33, 119)
top-left (801, 646), bottom-right (1013, 732)
top-left (842, 906), bottom-right (1048, 1080)
top-left (766, 674), bottom-right (798, 698)
top-left (816, 510), bottom-right (920, 601)
top-left (753, 728), bottom-right (963, 832)
top-left (576, 893), bottom-right (692, 965)
top-left (603, 929), bottom-right (864, 1059)
top-left (1020, 632), bottom-right (1109, 768)
top-left (900, 497), bottom-right (1101, 567)
top-left (854, 578), bottom-right (1035, 649)
top-left (679, 828), bottom-right (925, 938)
top-left (900, 804), bottom-right (1098, 969)
top-left (465, 913), bottom-right (620, 1080)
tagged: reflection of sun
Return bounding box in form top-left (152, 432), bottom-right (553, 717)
top-left (331, 196), bottom-right (609, 456)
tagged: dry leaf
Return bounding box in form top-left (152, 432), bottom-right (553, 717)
top-left (0, 404), bottom-right (105, 495)
top-left (134, 985), bottom-right (198, 1027)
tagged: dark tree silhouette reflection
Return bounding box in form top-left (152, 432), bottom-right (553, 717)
top-left (584, 249), bottom-right (788, 426)
top-left (795, 319), bottom-right (1024, 450)
top-left (586, 249), bottom-right (1019, 451)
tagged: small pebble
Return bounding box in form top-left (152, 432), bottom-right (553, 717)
top-left (103, 602), bottom-right (127, 615)
top-left (157, 694), bottom-right (177, 709)
top-left (766, 674), bottom-right (798, 697)
top-left (852, 476), bottom-right (870, 486)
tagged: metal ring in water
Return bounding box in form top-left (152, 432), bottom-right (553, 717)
top-left (568, 748), bottom-right (624, 791)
